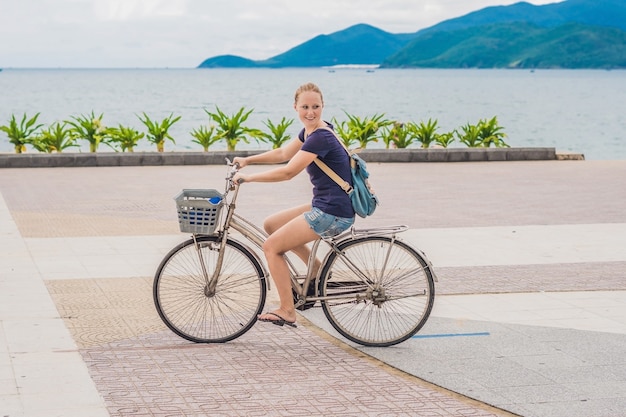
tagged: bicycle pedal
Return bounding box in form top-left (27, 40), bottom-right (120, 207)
top-left (295, 301), bottom-right (315, 311)
top-left (293, 287), bottom-right (316, 311)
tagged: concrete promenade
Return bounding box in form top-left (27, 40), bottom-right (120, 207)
top-left (1, 159), bottom-right (625, 416)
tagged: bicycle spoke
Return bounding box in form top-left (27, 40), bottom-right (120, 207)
top-left (321, 236), bottom-right (435, 347)
top-left (154, 236), bottom-right (266, 343)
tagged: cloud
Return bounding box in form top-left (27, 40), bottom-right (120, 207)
top-left (93, 0), bottom-right (188, 21)
top-left (0, 0), bottom-right (559, 67)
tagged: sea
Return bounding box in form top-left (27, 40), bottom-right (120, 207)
top-left (1, 68), bottom-right (625, 160)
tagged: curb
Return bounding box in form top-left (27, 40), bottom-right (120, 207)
top-left (0, 151), bottom-right (262, 168)
top-left (359, 147), bottom-right (559, 162)
top-left (0, 147), bottom-right (574, 168)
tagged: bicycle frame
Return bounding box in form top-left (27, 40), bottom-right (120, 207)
top-left (191, 160), bottom-right (436, 309)
top-left (216, 181), bottom-right (320, 298)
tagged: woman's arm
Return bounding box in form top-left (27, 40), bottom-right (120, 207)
top-left (234, 137), bottom-right (302, 167)
top-left (234, 148), bottom-right (317, 184)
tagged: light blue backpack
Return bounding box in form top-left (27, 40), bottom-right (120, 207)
top-left (347, 152), bottom-right (379, 217)
top-left (313, 129), bottom-right (379, 218)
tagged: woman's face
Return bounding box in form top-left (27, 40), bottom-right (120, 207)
top-left (295, 91), bottom-right (324, 130)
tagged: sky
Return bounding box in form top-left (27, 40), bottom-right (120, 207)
top-left (0, 0), bottom-right (560, 68)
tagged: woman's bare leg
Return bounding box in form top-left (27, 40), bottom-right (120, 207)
top-left (260, 212), bottom-right (319, 324)
top-left (263, 204), bottom-right (322, 273)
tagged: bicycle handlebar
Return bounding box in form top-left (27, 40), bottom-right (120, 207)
top-left (224, 158), bottom-right (241, 192)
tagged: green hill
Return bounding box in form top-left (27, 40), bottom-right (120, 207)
top-left (199, 24), bottom-right (416, 68)
top-left (198, 55), bottom-right (258, 68)
top-left (257, 24), bottom-right (415, 67)
top-left (197, 0), bottom-right (626, 69)
top-left (421, 0), bottom-right (626, 34)
top-left (382, 22), bottom-right (626, 69)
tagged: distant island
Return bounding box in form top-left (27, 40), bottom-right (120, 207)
top-left (198, 0), bottom-right (626, 69)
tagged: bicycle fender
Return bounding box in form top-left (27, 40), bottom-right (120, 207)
top-left (411, 245), bottom-right (438, 282)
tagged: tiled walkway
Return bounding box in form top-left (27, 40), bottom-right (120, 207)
top-left (1, 160), bottom-right (625, 417)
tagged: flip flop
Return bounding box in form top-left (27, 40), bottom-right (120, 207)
top-left (257, 312), bottom-right (297, 328)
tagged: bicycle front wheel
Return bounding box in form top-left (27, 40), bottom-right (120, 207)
top-left (154, 235), bottom-right (266, 343)
top-left (320, 236), bottom-right (435, 347)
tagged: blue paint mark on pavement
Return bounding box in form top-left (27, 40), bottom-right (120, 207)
top-left (412, 332), bottom-right (490, 339)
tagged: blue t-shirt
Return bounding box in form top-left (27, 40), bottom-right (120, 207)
top-left (299, 125), bottom-right (355, 218)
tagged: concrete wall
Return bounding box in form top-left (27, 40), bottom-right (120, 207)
top-left (0, 147), bottom-right (563, 168)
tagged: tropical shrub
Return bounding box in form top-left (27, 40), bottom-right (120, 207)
top-left (190, 125), bottom-right (221, 152)
top-left (205, 106), bottom-right (263, 151)
top-left (384, 122), bottom-right (419, 149)
top-left (138, 112), bottom-right (181, 152)
top-left (330, 118), bottom-right (354, 148)
top-left (0, 113), bottom-right (43, 153)
top-left (335, 112), bottom-right (391, 149)
top-left (106, 125), bottom-right (144, 152)
top-left (455, 122), bottom-right (483, 147)
top-left (434, 132), bottom-right (455, 148)
top-left (477, 116), bottom-right (509, 148)
top-left (261, 117), bottom-right (294, 149)
top-left (455, 117), bottom-right (509, 148)
top-left (412, 118), bottom-right (440, 148)
top-left (32, 122), bottom-right (77, 153)
top-left (67, 111), bottom-right (108, 153)
top-left (383, 122), bottom-right (401, 149)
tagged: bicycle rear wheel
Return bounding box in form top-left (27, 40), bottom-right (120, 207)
top-left (154, 235), bottom-right (266, 343)
top-left (320, 236), bottom-right (435, 347)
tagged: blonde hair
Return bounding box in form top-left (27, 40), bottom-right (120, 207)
top-left (294, 82), bottom-right (324, 105)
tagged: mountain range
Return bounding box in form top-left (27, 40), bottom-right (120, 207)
top-left (198, 0), bottom-right (626, 69)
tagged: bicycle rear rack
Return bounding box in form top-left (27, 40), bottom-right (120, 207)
top-left (345, 224), bottom-right (409, 239)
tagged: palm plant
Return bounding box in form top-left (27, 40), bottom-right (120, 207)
top-left (477, 116), bottom-right (509, 148)
top-left (331, 118), bottom-right (355, 148)
top-left (455, 122), bottom-right (483, 147)
top-left (0, 113), bottom-right (43, 153)
top-left (384, 122), bottom-right (419, 149)
top-left (106, 125), bottom-right (144, 152)
top-left (32, 122), bottom-right (77, 153)
top-left (434, 132), bottom-right (455, 148)
top-left (260, 117), bottom-right (294, 149)
top-left (190, 125), bottom-right (221, 152)
top-left (138, 112), bottom-right (181, 152)
top-left (339, 112), bottom-right (391, 149)
top-left (412, 118), bottom-right (440, 148)
top-left (67, 111), bottom-right (108, 152)
top-left (205, 106), bottom-right (263, 151)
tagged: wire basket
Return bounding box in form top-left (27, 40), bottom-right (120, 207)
top-left (175, 189), bottom-right (224, 234)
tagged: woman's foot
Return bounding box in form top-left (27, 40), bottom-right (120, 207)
top-left (258, 309), bottom-right (297, 328)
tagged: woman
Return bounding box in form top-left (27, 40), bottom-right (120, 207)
top-left (233, 82), bottom-right (354, 327)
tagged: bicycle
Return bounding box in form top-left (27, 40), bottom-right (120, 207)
top-left (153, 159), bottom-right (437, 347)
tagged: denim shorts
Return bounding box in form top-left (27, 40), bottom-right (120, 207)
top-left (304, 207), bottom-right (354, 238)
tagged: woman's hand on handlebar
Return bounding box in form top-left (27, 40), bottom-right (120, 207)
top-left (232, 172), bottom-right (249, 186)
top-left (231, 157), bottom-right (250, 186)
top-left (232, 156), bottom-right (248, 169)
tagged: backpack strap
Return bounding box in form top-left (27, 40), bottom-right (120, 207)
top-left (313, 158), bottom-right (353, 194)
top-left (311, 127), bottom-right (354, 195)
top-left (321, 127), bottom-right (356, 158)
